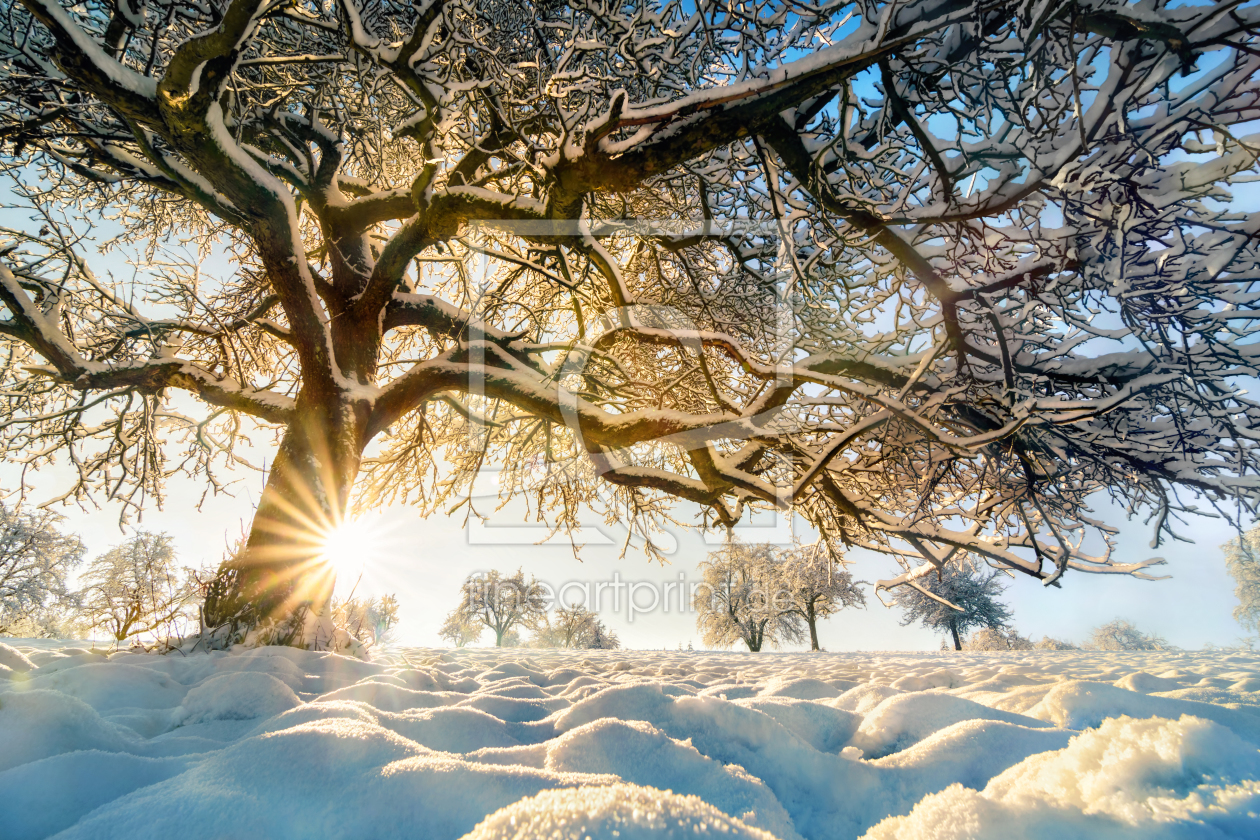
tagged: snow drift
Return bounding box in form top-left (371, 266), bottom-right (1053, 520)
top-left (1, 643), bottom-right (1258, 839)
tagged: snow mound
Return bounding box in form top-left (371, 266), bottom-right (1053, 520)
top-left (19, 661), bottom-right (187, 711)
top-left (862, 715), bottom-right (1260, 839)
top-left (0, 750), bottom-right (196, 840)
top-left (850, 691), bottom-right (1053, 757)
top-left (0, 690), bottom-right (138, 771)
top-left (460, 784), bottom-right (781, 840)
top-left (178, 671), bottom-right (302, 723)
top-left (1030, 680), bottom-right (1260, 743)
top-left (544, 718), bottom-right (802, 839)
top-left (0, 641), bottom-right (34, 672)
top-left (4, 644), bottom-right (1260, 838)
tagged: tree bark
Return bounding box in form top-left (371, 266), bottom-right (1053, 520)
top-left (807, 601), bottom-right (820, 651)
top-left (202, 396), bottom-right (367, 639)
top-left (950, 620), bottom-right (962, 651)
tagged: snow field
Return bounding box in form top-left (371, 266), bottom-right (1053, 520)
top-left (1, 641), bottom-right (1259, 839)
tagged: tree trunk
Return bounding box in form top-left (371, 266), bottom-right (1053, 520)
top-left (807, 602), bottom-right (820, 651)
top-left (495, 626), bottom-right (505, 647)
top-left (950, 620), bottom-right (962, 651)
top-left (203, 399), bottom-right (367, 640)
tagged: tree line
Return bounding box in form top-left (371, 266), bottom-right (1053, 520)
top-left (0, 503), bottom-right (398, 647)
top-left (440, 568), bottom-right (621, 650)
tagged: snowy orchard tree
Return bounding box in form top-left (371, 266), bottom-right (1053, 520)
top-left (778, 542), bottom-right (865, 651)
top-left (1222, 525), bottom-right (1260, 638)
top-left (694, 541), bottom-right (804, 652)
top-left (532, 603), bottom-right (619, 649)
top-left (78, 530), bottom-right (198, 641)
top-left (448, 567), bottom-right (546, 647)
top-left (0, 503), bottom-right (86, 636)
top-left (966, 625), bottom-right (1034, 651)
top-left (0, 0), bottom-right (1258, 641)
top-left (437, 607), bottom-right (481, 647)
top-left (1086, 617), bottom-right (1173, 651)
top-left (891, 561), bottom-right (1012, 650)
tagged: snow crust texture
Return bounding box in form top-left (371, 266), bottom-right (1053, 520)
top-left (1, 643), bottom-right (1259, 839)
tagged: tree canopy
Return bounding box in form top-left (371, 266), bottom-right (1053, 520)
top-left (1, 0), bottom-right (1257, 640)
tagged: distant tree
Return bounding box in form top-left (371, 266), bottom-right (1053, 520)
top-left (892, 563), bottom-right (1013, 651)
top-left (588, 621), bottom-right (621, 650)
top-left (499, 627), bottom-right (524, 648)
top-left (779, 543), bottom-right (865, 651)
top-left (1034, 636), bottom-right (1080, 651)
top-left (967, 626), bottom-right (1034, 651)
top-left (449, 569), bottom-right (547, 648)
top-left (1087, 619), bottom-right (1175, 651)
top-left (532, 604), bottom-right (618, 649)
top-left (78, 532), bottom-right (198, 642)
top-left (694, 542), bottom-right (803, 652)
top-left (438, 609), bottom-right (482, 648)
top-left (0, 504), bottom-right (86, 636)
top-left (1223, 526), bottom-right (1260, 638)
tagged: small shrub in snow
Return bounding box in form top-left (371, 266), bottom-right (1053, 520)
top-left (966, 627), bottom-right (1034, 651)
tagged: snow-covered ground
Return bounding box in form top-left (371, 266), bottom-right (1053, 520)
top-left (2, 641), bottom-right (1259, 839)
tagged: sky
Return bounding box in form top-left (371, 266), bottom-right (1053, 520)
top-left (21, 453), bottom-right (1253, 652)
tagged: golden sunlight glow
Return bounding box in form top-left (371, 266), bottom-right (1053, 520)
top-left (317, 516), bottom-right (383, 582)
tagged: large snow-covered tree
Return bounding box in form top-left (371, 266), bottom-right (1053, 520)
top-left (1, 0), bottom-right (1258, 641)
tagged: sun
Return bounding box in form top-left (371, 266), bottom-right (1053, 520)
top-left (317, 516), bottom-right (382, 582)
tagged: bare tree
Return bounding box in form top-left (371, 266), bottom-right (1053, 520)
top-left (779, 543), bottom-right (865, 651)
top-left (1086, 618), bottom-right (1174, 651)
top-left (532, 603), bottom-right (619, 649)
top-left (0, 503), bottom-right (85, 636)
top-left (78, 531), bottom-right (198, 642)
top-left (694, 541), bottom-right (802, 652)
top-left (892, 562), bottom-right (1012, 651)
top-left (0, 1), bottom-right (1257, 643)
top-left (449, 568), bottom-right (546, 647)
top-left (1223, 526), bottom-right (1260, 638)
